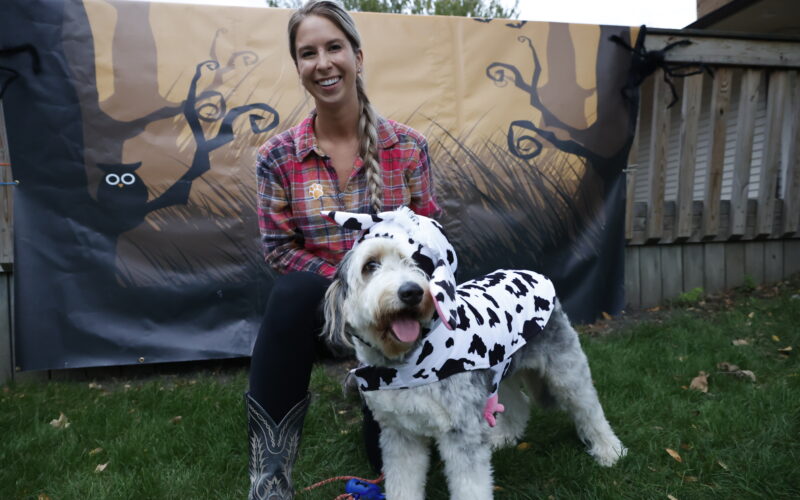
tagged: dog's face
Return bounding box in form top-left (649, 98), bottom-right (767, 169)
top-left (324, 236), bottom-right (437, 360)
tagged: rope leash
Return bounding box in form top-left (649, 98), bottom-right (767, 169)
top-left (300, 473), bottom-right (384, 499)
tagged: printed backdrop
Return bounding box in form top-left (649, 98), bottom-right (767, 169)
top-left (1, 0), bottom-right (639, 371)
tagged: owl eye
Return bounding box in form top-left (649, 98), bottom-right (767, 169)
top-left (121, 173), bottom-right (136, 185)
top-left (105, 174), bottom-right (120, 186)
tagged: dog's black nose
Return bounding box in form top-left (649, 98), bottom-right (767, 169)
top-left (398, 282), bottom-right (423, 306)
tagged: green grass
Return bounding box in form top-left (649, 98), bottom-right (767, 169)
top-left (2, 279), bottom-right (799, 500)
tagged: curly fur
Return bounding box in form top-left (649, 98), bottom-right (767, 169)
top-left (323, 237), bottom-right (627, 500)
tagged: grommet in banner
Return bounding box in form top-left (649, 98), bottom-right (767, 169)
top-left (138, 357), bottom-right (145, 363)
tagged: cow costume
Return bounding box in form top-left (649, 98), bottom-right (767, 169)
top-left (323, 207), bottom-right (556, 426)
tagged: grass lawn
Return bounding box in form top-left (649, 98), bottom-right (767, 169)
top-left (2, 277), bottom-right (799, 500)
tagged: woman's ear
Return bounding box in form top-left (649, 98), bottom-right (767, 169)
top-left (356, 48), bottom-right (363, 73)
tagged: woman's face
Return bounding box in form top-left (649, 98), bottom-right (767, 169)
top-left (293, 15), bottom-right (362, 112)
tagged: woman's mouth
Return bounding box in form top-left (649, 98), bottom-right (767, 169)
top-left (318, 76), bottom-right (341, 88)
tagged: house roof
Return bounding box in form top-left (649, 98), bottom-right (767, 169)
top-left (688, 0), bottom-right (800, 35)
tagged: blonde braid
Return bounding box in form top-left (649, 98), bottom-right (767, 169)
top-left (356, 75), bottom-right (382, 213)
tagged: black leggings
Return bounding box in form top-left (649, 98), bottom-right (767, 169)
top-left (248, 271), bottom-right (382, 470)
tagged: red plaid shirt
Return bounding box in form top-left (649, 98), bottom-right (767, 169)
top-left (257, 111), bottom-right (440, 278)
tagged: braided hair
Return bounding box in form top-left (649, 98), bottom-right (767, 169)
top-left (288, 0), bottom-right (383, 212)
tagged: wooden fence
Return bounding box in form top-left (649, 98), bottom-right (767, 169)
top-left (1, 101), bottom-right (14, 383)
top-left (625, 30), bottom-right (800, 309)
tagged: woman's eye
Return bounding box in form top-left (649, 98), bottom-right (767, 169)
top-left (362, 260), bottom-right (379, 274)
top-left (300, 50), bottom-right (314, 58)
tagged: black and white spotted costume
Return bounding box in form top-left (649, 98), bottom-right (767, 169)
top-left (323, 207), bottom-right (556, 426)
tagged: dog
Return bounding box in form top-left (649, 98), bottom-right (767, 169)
top-left (321, 207), bottom-right (626, 500)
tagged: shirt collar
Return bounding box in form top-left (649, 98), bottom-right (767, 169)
top-left (295, 109), bottom-right (399, 161)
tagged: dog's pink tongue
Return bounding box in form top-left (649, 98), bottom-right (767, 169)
top-left (391, 319), bottom-right (420, 343)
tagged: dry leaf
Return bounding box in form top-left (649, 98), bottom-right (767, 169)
top-left (717, 362), bottom-right (740, 372)
top-left (95, 462), bottom-right (109, 473)
top-left (772, 335), bottom-right (781, 342)
top-left (666, 448), bottom-right (683, 463)
top-left (88, 382), bottom-right (103, 390)
top-left (89, 447), bottom-right (103, 456)
top-left (689, 371), bottom-right (709, 393)
top-left (170, 416), bottom-right (183, 424)
top-left (717, 460), bottom-right (729, 470)
top-left (747, 312), bottom-right (755, 319)
top-left (49, 412), bottom-right (70, 429)
top-left (516, 442), bottom-right (531, 451)
top-left (778, 346), bottom-right (793, 354)
top-left (732, 339), bottom-right (749, 346)
top-left (667, 494), bottom-right (679, 500)
top-left (680, 443), bottom-right (693, 451)
top-left (737, 370), bottom-right (757, 382)
top-left (601, 311), bottom-right (613, 320)
top-left (38, 494), bottom-right (52, 500)
top-left (684, 476), bottom-right (698, 482)
top-left (647, 306), bottom-right (661, 312)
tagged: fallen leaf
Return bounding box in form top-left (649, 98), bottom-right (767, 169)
top-left (737, 370), bottom-right (757, 382)
top-left (717, 362), bottom-right (740, 372)
top-left (684, 476), bottom-right (698, 482)
top-left (778, 346), bottom-right (793, 354)
top-left (49, 412), bottom-right (70, 429)
top-left (516, 442), bottom-right (530, 451)
top-left (667, 494), bottom-right (679, 500)
top-left (492, 485), bottom-right (505, 491)
top-left (680, 443), bottom-right (693, 451)
top-left (38, 494), bottom-right (52, 500)
top-left (647, 306), bottom-right (661, 312)
top-left (772, 335), bottom-right (781, 342)
top-left (601, 311), bottom-right (613, 320)
top-left (666, 448), bottom-right (683, 463)
top-left (732, 339), bottom-right (749, 346)
top-left (170, 416), bottom-right (183, 424)
top-left (95, 462), bottom-right (109, 473)
top-left (717, 460), bottom-right (729, 470)
top-left (89, 447), bottom-right (103, 456)
top-left (747, 311), bottom-right (755, 319)
top-left (88, 382), bottom-right (103, 390)
top-left (689, 371), bottom-right (709, 393)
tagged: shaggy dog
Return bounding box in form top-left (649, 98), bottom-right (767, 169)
top-left (322, 207), bottom-right (626, 500)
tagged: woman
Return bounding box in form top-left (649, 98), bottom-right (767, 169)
top-left (246, 1), bottom-right (439, 498)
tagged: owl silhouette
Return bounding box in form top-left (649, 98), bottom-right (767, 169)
top-left (95, 162), bottom-right (150, 233)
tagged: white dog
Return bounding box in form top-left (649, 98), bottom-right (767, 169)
top-left (322, 207), bottom-right (626, 500)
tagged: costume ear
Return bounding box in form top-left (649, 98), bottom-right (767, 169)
top-left (321, 210), bottom-right (384, 231)
top-left (429, 260), bottom-right (459, 331)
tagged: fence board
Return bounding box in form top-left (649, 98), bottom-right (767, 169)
top-left (731, 69), bottom-right (762, 237)
top-left (764, 240), bottom-right (784, 283)
top-left (704, 243), bottom-right (726, 293)
top-left (757, 71), bottom-right (789, 236)
top-left (660, 246), bottom-right (683, 300)
top-left (0, 101), bottom-right (13, 269)
top-left (725, 242), bottom-right (746, 289)
top-left (744, 240), bottom-right (765, 283)
top-left (1, 272), bottom-right (10, 384)
top-left (647, 71), bottom-right (672, 242)
top-left (649, 33), bottom-right (800, 68)
top-left (783, 71), bottom-right (800, 236)
top-left (682, 244), bottom-right (705, 291)
top-left (703, 67), bottom-right (732, 239)
top-left (676, 74), bottom-right (704, 240)
top-left (639, 246), bottom-right (662, 308)
top-left (784, 240), bottom-right (800, 277)
top-left (625, 103), bottom-right (641, 241)
top-left (624, 246), bottom-right (641, 309)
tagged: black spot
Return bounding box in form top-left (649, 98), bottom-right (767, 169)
top-left (521, 317), bottom-right (543, 341)
top-left (457, 290), bottom-right (471, 298)
top-left (516, 304), bottom-right (523, 313)
top-left (488, 344), bottom-right (506, 365)
top-left (432, 358), bottom-right (476, 379)
top-left (411, 246), bottom-right (435, 276)
top-left (416, 340), bottom-right (434, 365)
top-left (486, 307), bottom-right (500, 328)
top-left (408, 238), bottom-right (415, 245)
top-left (446, 249), bottom-right (455, 265)
top-left (462, 284), bottom-right (486, 292)
top-left (505, 278), bottom-right (529, 298)
top-left (505, 311), bottom-right (513, 332)
top-left (466, 301), bottom-right (484, 326)
top-left (490, 382), bottom-right (498, 393)
top-left (482, 293), bottom-right (499, 309)
top-left (456, 304), bottom-right (471, 330)
top-left (435, 278), bottom-right (456, 302)
top-left (412, 369), bottom-right (429, 380)
top-left (445, 337), bottom-right (454, 348)
top-left (518, 272), bottom-right (539, 288)
top-left (342, 217), bottom-right (363, 230)
top-left (535, 295), bottom-right (551, 312)
top-left (355, 366), bottom-right (398, 391)
top-left (468, 334), bottom-right (487, 357)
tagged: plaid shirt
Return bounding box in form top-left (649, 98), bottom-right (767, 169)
top-left (257, 111), bottom-right (440, 278)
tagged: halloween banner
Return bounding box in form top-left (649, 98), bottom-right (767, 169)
top-left (0, 0), bottom-right (638, 371)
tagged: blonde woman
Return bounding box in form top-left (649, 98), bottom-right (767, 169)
top-left (246, 1), bottom-right (439, 498)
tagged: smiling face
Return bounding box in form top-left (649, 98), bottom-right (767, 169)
top-left (293, 15), bottom-right (362, 112)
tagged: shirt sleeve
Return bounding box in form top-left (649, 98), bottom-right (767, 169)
top-left (407, 136), bottom-right (441, 218)
top-left (257, 151), bottom-right (338, 278)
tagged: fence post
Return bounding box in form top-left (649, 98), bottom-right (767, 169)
top-left (1, 101), bottom-right (14, 384)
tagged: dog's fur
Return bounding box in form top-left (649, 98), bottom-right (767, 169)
top-left (323, 232), bottom-right (626, 500)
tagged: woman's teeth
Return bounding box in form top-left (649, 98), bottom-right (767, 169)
top-left (319, 77), bottom-right (340, 87)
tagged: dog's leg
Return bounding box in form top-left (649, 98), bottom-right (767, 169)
top-left (436, 431), bottom-right (494, 500)
top-left (489, 373), bottom-right (530, 449)
top-left (380, 426), bottom-right (430, 500)
top-left (533, 309), bottom-right (627, 466)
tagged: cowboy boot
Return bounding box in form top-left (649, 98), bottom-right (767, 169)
top-left (246, 392), bottom-right (311, 500)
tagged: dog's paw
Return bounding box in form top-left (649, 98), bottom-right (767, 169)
top-left (589, 438), bottom-right (628, 467)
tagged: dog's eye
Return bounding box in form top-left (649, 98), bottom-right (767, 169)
top-left (362, 260), bottom-right (380, 274)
